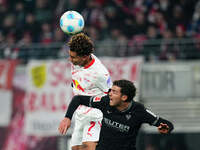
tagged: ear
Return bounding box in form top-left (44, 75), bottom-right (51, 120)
top-left (82, 55), bottom-right (90, 60)
top-left (121, 95), bottom-right (128, 102)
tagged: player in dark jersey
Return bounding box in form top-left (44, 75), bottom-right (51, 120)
top-left (59, 79), bottom-right (174, 150)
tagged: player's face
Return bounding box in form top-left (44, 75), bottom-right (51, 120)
top-left (68, 50), bottom-right (86, 66)
top-left (109, 85), bottom-right (123, 107)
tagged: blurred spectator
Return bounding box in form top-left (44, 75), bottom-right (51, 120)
top-left (170, 5), bottom-right (186, 27)
top-left (86, 26), bottom-right (100, 41)
top-left (132, 11), bottom-right (148, 36)
top-left (2, 14), bottom-right (16, 36)
top-left (14, 2), bottom-right (26, 39)
top-left (53, 28), bottom-right (65, 43)
top-left (192, 34), bottom-right (200, 59)
top-left (24, 13), bottom-right (40, 42)
top-left (96, 28), bottom-right (120, 56)
top-left (39, 22), bottom-right (53, 44)
top-left (15, 2), bottom-right (26, 29)
top-left (0, 31), bottom-right (5, 43)
top-left (173, 24), bottom-right (188, 59)
top-left (154, 11), bottom-right (168, 35)
top-left (147, 24), bottom-right (160, 39)
top-left (128, 34), bottom-right (147, 56)
top-left (0, 4), bottom-right (8, 29)
top-left (34, 0), bottom-right (53, 24)
top-left (56, 0), bottom-right (85, 16)
top-left (0, 31), bottom-right (5, 58)
top-left (3, 33), bottom-right (18, 59)
top-left (116, 34), bottom-right (128, 57)
top-left (82, 0), bottom-right (107, 31)
top-left (17, 32), bottom-right (34, 63)
top-left (104, 6), bottom-right (120, 31)
top-left (159, 29), bottom-right (176, 61)
top-left (142, 24), bottom-right (161, 61)
top-left (175, 24), bottom-right (187, 39)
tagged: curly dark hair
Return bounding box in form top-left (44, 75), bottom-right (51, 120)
top-left (68, 33), bottom-right (94, 56)
top-left (113, 79), bottom-right (136, 102)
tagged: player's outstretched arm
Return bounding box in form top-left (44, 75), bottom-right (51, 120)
top-left (58, 95), bottom-right (91, 135)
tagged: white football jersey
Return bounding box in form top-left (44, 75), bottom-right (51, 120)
top-left (71, 54), bottom-right (112, 96)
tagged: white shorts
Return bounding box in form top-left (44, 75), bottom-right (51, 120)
top-left (70, 105), bottom-right (103, 147)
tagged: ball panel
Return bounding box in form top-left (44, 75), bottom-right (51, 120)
top-left (60, 19), bottom-right (63, 27)
top-left (67, 13), bottom-right (75, 19)
top-left (67, 25), bottom-right (75, 33)
top-left (78, 19), bottom-right (83, 27)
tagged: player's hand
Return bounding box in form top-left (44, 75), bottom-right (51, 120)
top-left (58, 117), bottom-right (71, 135)
top-left (158, 123), bottom-right (169, 134)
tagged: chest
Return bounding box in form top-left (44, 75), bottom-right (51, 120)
top-left (72, 67), bottom-right (98, 89)
top-left (102, 109), bottom-right (142, 134)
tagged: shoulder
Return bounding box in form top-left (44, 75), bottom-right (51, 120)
top-left (132, 101), bottom-right (146, 111)
top-left (91, 95), bottom-right (110, 104)
top-left (92, 55), bottom-right (109, 72)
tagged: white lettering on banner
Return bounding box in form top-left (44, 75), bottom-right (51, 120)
top-left (25, 90), bottom-right (68, 112)
top-left (49, 62), bottom-right (72, 87)
top-left (101, 57), bottom-right (143, 81)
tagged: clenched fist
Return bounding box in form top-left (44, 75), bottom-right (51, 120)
top-left (158, 123), bottom-right (170, 134)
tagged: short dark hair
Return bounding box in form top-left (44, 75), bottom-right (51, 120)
top-left (68, 33), bottom-right (94, 56)
top-left (113, 79), bottom-right (136, 102)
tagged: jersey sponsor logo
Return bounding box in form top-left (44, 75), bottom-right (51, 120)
top-left (125, 114), bottom-right (131, 120)
top-left (104, 117), bottom-right (130, 133)
top-left (72, 79), bottom-right (84, 92)
top-left (93, 96), bottom-right (102, 102)
top-left (107, 110), bottom-right (112, 114)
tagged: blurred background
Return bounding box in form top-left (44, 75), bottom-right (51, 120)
top-left (0, 0), bottom-right (200, 150)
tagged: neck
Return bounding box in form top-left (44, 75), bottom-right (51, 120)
top-left (83, 55), bottom-right (92, 67)
top-left (117, 101), bottom-right (132, 112)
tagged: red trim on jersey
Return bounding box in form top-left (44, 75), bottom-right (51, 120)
top-left (84, 58), bottom-right (95, 69)
top-left (104, 92), bottom-right (108, 94)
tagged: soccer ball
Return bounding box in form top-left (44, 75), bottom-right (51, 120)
top-left (60, 11), bottom-right (85, 35)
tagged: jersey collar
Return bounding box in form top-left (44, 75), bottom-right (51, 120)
top-left (84, 58), bottom-right (95, 69)
top-left (121, 101), bottom-right (133, 113)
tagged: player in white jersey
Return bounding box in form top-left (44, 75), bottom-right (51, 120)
top-left (58, 33), bottom-right (112, 150)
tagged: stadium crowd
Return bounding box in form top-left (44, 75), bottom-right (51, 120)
top-left (0, 0), bottom-right (200, 62)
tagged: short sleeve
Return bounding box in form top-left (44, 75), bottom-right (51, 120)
top-left (95, 74), bottom-right (112, 93)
